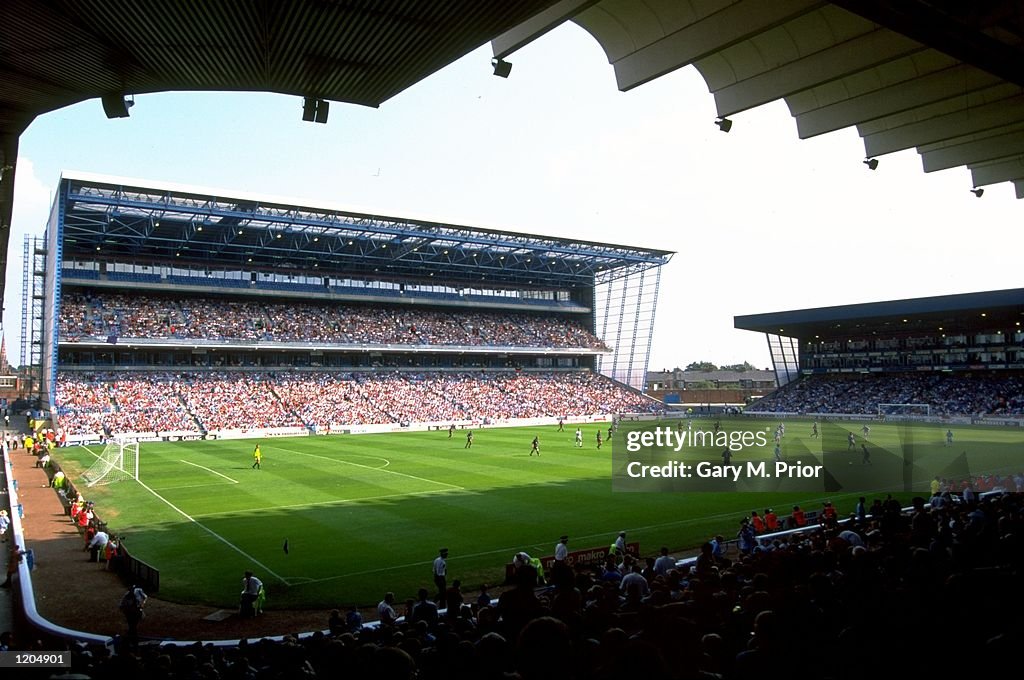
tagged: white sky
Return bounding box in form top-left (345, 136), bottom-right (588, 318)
top-left (5, 23), bottom-right (1023, 371)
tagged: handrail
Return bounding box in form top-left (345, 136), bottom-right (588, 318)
top-left (2, 447), bottom-right (113, 647)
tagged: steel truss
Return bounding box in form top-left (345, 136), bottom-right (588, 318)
top-left (62, 178), bottom-right (672, 289)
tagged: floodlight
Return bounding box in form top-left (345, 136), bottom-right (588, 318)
top-left (863, 158), bottom-right (879, 170)
top-left (971, 187), bottom-right (984, 197)
top-left (302, 97), bottom-right (329, 124)
top-left (102, 93), bottom-right (134, 119)
top-left (714, 117), bottom-right (732, 133)
top-left (491, 58), bottom-right (512, 78)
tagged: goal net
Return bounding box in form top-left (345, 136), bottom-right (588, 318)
top-left (82, 438), bottom-right (139, 487)
top-left (877, 403), bottom-right (931, 417)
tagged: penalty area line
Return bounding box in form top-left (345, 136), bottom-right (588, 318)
top-left (80, 446), bottom-right (288, 583)
top-left (180, 459), bottom-right (239, 484)
top-left (132, 477), bottom-right (289, 586)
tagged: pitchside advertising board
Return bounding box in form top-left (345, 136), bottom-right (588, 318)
top-left (610, 419), bottom-right (1018, 493)
top-left (505, 542), bottom-right (641, 582)
top-left (539, 542), bottom-right (640, 573)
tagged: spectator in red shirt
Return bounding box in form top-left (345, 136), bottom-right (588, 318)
top-left (750, 511), bottom-right (766, 533)
top-left (790, 505), bottom-right (807, 528)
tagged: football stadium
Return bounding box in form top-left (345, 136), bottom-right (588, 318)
top-left (1, 2), bottom-right (1023, 678)
top-left (34, 171), bottom-right (677, 606)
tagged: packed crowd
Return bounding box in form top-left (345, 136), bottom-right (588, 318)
top-left (106, 374), bottom-right (198, 433)
top-left (56, 372), bottom-right (199, 435)
top-left (748, 371), bottom-right (1024, 416)
top-left (175, 372), bottom-right (306, 431)
top-left (12, 489), bottom-right (1020, 679)
top-left (54, 378), bottom-right (113, 435)
top-left (58, 292), bottom-right (607, 349)
top-left (55, 371), bottom-right (661, 435)
top-left (273, 374), bottom-right (390, 427)
top-left (60, 292), bottom-right (183, 340)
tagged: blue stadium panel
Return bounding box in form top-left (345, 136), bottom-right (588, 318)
top-left (61, 268), bottom-right (101, 280)
top-left (107, 271), bottom-right (162, 283)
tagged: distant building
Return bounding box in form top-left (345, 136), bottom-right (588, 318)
top-left (646, 368), bottom-right (776, 406)
top-left (0, 336), bottom-right (22, 407)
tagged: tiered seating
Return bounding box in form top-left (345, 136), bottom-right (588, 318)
top-left (749, 371), bottom-right (1024, 416)
top-left (43, 491), bottom-right (1024, 678)
top-left (55, 371), bottom-right (659, 435)
top-left (58, 291), bottom-right (606, 349)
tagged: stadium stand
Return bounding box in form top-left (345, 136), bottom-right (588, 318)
top-left (736, 290), bottom-right (1024, 418)
top-left (55, 371), bottom-right (659, 436)
top-left (10, 479), bottom-right (1021, 678)
top-left (746, 372), bottom-right (1024, 416)
top-left (16, 174), bottom-right (679, 657)
top-left (58, 291), bottom-right (609, 349)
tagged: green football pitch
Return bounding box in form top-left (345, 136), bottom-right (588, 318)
top-left (53, 418), bottom-right (1022, 610)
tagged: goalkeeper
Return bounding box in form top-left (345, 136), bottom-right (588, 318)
top-left (252, 443), bottom-right (262, 469)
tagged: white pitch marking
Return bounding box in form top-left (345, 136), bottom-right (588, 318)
top-left (276, 446), bottom-right (463, 490)
top-left (191, 487), bottom-right (454, 519)
top-left (133, 476), bottom-right (287, 586)
top-left (150, 482), bottom-right (236, 492)
top-left (180, 459), bottom-right (238, 484)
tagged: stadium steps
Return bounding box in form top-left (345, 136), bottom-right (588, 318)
top-left (267, 385), bottom-right (306, 427)
top-left (172, 389), bottom-right (206, 433)
top-left (169, 301), bottom-right (188, 336)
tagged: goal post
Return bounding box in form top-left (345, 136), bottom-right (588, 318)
top-left (877, 403), bottom-right (931, 417)
top-left (82, 438), bottom-right (139, 487)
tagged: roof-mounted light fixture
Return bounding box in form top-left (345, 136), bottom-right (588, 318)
top-left (302, 97), bottom-right (329, 124)
top-left (491, 58), bottom-right (512, 78)
top-left (101, 93), bottom-right (134, 119)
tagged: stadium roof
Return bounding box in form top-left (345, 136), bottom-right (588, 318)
top-left (0, 0), bottom-right (564, 314)
top-left (495, 1), bottom-right (1024, 194)
top-left (4, 1), bottom-right (1024, 315)
top-left (734, 288), bottom-right (1024, 338)
top-left (59, 172), bottom-right (673, 288)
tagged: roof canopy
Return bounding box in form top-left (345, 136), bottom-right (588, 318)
top-left (0, 0), bottom-right (564, 311)
top-left (5, 1), bottom-right (1024, 316)
top-left (734, 288), bottom-right (1024, 339)
top-left (495, 1), bottom-right (1024, 193)
top-left (60, 173), bottom-right (673, 289)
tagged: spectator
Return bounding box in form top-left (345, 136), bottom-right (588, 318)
top-left (377, 592), bottom-right (398, 627)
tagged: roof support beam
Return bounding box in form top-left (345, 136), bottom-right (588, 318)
top-left (921, 129), bottom-right (1024, 172)
top-left (793, 63), bottom-right (1001, 139)
top-left (831, 0), bottom-right (1024, 90)
top-left (491, 0), bottom-right (599, 59)
top-left (711, 29), bottom-right (922, 118)
top-left (611, 0), bottom-right (823, 92)
top-left (863, 92), bottom-right (1024, 157)
top-left (969, 156), bottom-right (1024, 187)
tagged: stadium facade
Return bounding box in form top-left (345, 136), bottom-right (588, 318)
top-left (25, 172), bottom-right (672, 426)
top-left (735, 289), bottom-right (1024, 388)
